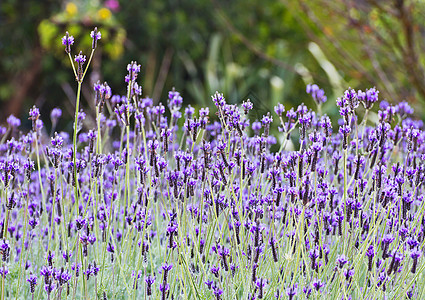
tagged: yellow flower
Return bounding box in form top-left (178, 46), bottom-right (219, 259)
top-left (98, 8), bottom-right (112, 20)
top-left (66, 2), bottom-right (78, 16)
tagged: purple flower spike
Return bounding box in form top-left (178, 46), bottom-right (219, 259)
top-left (358, 87), bottom-right (379, 109)
top-left (61, 31), bottom-right (74, 53)
top-left (0, 240), bottom-right (10, 262)
top-left (126, 61), bottom-right (141, 82)
top-left (210, 265), bottom-right (220, 278)
top-left (159, 283), bottom-right (169, 300)
top-left (336, 254), bottom-right (348, 269)
top-left (106, 242), bottom-right (115, 253)
top-left (27, 274), bottom-right (38, 294)
top-left (286, 284), bottom-right (298, 300)
top-left (74, 52), bottom-right (86, 64)
top-left (40, 265), bottom-right (53, 278)
top-left (0, 266), bottom-right (8, 277)
top-left (162, 263), bottom-right (173, 272)
top-left (306, 83), bottom-right (327, 104)
top-left (44, 282), bottom-right (55, 295)
top-left (343, 268), bottom-right (355, 280)
top-left (213, 286), bottom-right (224, 299)
top-left (159, 283), bottom-right (169, 292)
top-left (7, 114), bottom-right (21, 128)
top-left (252, 120), bottom-right (262, 133)
top-left (74, 51), bottom-right (86, 81)
top-left (366, 245), bottom-right (375, 271)
top-left (382, 233), bottom-right (394, 245)
top-left (312, 279), bottom-right (324, 292)
top-left (242, 99), bottom-right (253, 114)
top-left (29, 106), bottom-right (40, 121)
top-left (145, 275), bottom-right (155, 296)
top-left (274, 103), bottom-right (285, 116)
top-left (90, 27), bottom-right (101, 49)
top-left (411, 249), bottom-right (421, 273)
top-left (261, 114), bottom-right (273, 125)
top-left (50, 107), bottom-right (62, 122)
top-left (212, 91), bottom-right (226, 107)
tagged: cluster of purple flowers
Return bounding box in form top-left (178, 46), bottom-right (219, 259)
top-left (0, 29), bottom-right (424, 299)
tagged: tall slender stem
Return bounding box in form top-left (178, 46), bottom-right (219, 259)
top-left (73, 82), bottom-right (82, 210)
top-left (2, 191), bottom-right (8, 239)
top-left (123, 80), bottom-right (132, 233)
top-left (1, 268), bottom-right (4, 300)
top-left (35, 133), bottom-right (46, 221)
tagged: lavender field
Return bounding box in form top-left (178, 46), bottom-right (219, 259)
top-left (0, 29), bottom-right (424, 300)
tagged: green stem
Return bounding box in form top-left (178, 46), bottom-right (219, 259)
top-left (1, 270), bottom-right (4, 300)
top-left (2, 191), bottom-right (8, 239)
top-left (73, 82), bottom-right (82, 211)
top-left (35, 133), bottom-right (46, 219)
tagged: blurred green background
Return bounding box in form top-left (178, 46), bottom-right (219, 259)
top-left (1, 0), bottom-right (425, 129)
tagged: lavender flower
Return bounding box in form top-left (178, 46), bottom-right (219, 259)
top-left (159, 283), bottom-right (169, 300)
top-left (312, 279), bottom-right (324, 292)
top-left (74, 52), bottom-right (86, 64)
top-left (7, 114), bottom-right (21, 128)
top-left (27, 273), bottom-right (38, 294)
top-left (213, 286), bottom-right (223, 300)
top-left (411, 249), bottom-right (421, 273)
top-left (50, 107), bottom-right (62, 123)
top-left (90, 27), bottom-right (101, 49)
top-left (358, 87), bottom-right (378, 109)
top-left (210, 265), bottom-right (220, 278)
top-left (212, 91), bottom-right (225, 107)
top-left (61, 31), bottom-right (74, 53)
top-left (256, 278), bottom-right (266, 299)
top-left (0, 239), bottom-right (10, 262)
top-left (286, 284), bottom-right (298, 300)
top-left (75, 51), bottom-right (86, 81)
top-left (306, 83), bottom-right (327, 104)
top-left (0, 266), bottom-right (8, 277)
top-left (274, 103), bottom-right (285, 117)
top-left (366, 245), bottom-right (375, 271)
top-left (336, 254), bottom-right (348, 269)
top-left (242, 99), bottom-right (253, 114)
top-left (145, 275), bottom-right (155, 296)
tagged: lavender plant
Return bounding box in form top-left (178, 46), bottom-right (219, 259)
top-left (0, 29), bottom-right (424, 300)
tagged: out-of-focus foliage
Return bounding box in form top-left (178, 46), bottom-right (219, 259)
top-left (105, 0), bottom-right (337, 120)
top-left (38, 0), bottom-right (126, 60)
top-left (0, 0), bottom-right (60, 110)
top-left (207, 1), bottom-right (342, 120)
top-left (7, 0), bottom-right (409, 127)
top-left (287, 0), bottom-right (425, 115)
